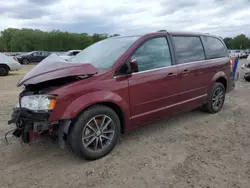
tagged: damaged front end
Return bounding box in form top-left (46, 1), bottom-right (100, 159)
top-left (6, 54), bottom-right (99, 147)
top-left (7, 81), bottom-right (73, 148)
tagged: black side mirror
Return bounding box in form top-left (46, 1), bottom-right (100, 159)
top-left (115, 59), bottom-right (139, 77)
top-left (129, 59), bottom-right (139, 73)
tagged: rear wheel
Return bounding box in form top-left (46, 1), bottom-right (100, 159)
top-left (202, 82), bottom-right (225, 113)
top-left (0, 65), bottom-right (9, 76)
top-left (68, 105), bottom-right (121, 160)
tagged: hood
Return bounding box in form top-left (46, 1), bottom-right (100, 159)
top-left (17, 53), bottom-right (98, 87)
top-left (59, 55), bottom-right (72, 60)
top-left (0, 52), bottom-right (17, 63)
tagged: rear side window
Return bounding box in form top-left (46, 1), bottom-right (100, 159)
top-left (201, 36), bottom-right (228, 59)
top-left (172, 36), bottom-right (205, 64)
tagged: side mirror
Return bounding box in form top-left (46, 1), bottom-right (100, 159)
top-left (129, 59), bottom-right (139, 73)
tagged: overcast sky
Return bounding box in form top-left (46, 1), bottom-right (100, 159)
top-left (0, 0), bottom-right (250, 37)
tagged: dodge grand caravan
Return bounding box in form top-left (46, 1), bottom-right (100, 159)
top-left (8, 31), bottom-right (234, 160)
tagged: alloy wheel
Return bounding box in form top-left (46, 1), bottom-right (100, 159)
top-left (82, 115), bottom-right (115, 152)
top-left (23, 59), bottom-right (29, 64)
top-left (212, 87), bottom-right (224, 110)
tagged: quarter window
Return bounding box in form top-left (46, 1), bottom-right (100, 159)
top-left (131, 37), bottom-right (172, 72)
top-left (172, 36), bottom-right (205, 64)
top-left (201, 36), bottom-right (228, 59)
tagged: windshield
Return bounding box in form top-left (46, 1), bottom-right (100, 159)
top-left (24, 51), bottom-right (35, 55)
top-left (64, 51), bottom-right (73, 56)
top-left (70, 36), bottom-right (140, 69)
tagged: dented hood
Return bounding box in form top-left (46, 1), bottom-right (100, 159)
top-left (17, 53), bottom-right (98, 87)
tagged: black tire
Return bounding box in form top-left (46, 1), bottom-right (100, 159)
top-left (0, 65), bottom-right (9, 76)
top-left (22, 59), bottom-right (29, 65)
top-left (68, 105), bottom-right (121, 160)
top-left (202, 82), bottom-right (225, 114)
top-left (244, 74), bottom-right (250, 82)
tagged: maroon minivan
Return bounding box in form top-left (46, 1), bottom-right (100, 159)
top-left (8, 30), bottom-right (234, 160)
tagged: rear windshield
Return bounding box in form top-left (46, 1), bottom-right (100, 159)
top-left (70, 36), bottom-right (140, 70)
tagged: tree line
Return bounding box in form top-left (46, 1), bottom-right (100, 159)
top-left (0, 28), bottom-right (120, 52)
top-left (0, 28), bottom-right (249, 52)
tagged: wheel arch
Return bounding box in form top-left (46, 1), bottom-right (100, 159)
top-left (216, 77), bottom-right (227, 90)
top-left (212, 71), bottom-right (228, 90)
top-left (0, 63), bottom-right (10, 70)
top-left (69, 102), bottom-right (126, 134)
top-left (49, 91), bottom-right (130, 134)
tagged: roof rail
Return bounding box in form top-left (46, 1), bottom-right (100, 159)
top-left (157, 30), bottom-right (167, 32)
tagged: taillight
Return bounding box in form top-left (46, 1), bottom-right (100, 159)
top-left (230, 59), bottom-right (233, 71)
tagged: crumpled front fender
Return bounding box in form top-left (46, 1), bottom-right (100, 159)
top-left (49, 91), bottom-right (130, 128)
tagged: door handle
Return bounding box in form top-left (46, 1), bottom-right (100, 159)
top-left (167, 72), bottom-right (177, 77)
top-left (181, 69), bottom-right (189, 75)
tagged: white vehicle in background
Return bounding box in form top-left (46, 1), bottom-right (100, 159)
top-left (0, 53), bottom-right (22, 76)
top-left (241, 54), bottom-right (250, 82)
top-left (229, 50), bottom-right (248, 59)
top-left (229, 50), bottom-right (242, 58)
top-left (59, 50), bottom-right (81, 61)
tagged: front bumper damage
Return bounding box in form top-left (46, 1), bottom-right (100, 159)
top-left (7, 107), bottom-right (71, 148)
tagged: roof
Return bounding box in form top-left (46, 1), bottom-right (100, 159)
top-left (114, 30), bottom-right (219, 39)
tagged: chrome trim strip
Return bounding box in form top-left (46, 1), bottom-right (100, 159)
top-left (176, 57), bottom-right (229, 67)
top-left (114, 57), bottom-right (229, 78)
top-left (132, 66), bottom-right (172, 75)
top-left (131, 57), bottom-right (229, 75)
top-left (131, 94), bottom-right (208, 120)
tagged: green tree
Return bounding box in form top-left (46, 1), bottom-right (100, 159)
top-left (0, 28), bottom-right (110, 52)
top-left (231, 34), bottom-right (249, 49)
top-left (1, 27), bottom-right (249, 52)
top-left (0, 35), bottom-right (5, 51)
top-left (223, 37), bottom-right (233, 49)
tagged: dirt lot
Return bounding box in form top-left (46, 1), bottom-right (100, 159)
top-left (0, 60), bottom-right (249, 188)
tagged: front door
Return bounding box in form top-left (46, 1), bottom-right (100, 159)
top-left (128, 37), bottom-right (180, 127)
top-left (30, 52), bottom-right (39, 62)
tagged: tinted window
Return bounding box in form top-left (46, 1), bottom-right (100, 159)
top-left (70, 36), bottom-right (139, 70)
top-left (42, 52), bottom-right (49, 56)
top-left (38, 52), bottom-right (43, 56)
top-left (172, 36), bottom-right (205, 64)
top-left (33, 52), bottom-right (39, 56)
top-left (73, 51), bottom-right (80, 55)
top-left (202, 36), bottom-right (228, 59)
top-left (131, 37), bottom-right (172, 72)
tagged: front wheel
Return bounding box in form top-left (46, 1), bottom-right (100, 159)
top-left (68, 105), bottom-right (121, 160)
top-left (0, 65), bottom-right (9, 76)
top-left (244, 73), bottom-right (250, 82)
top-left (202, 82), bottom-right (225, 114)
top-left (22, 59), bottom-right (29, 65)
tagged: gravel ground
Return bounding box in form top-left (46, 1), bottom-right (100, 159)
top-left (0, 60), bottom-right (249, 188)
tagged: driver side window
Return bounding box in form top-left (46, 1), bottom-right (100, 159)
top-left (131, 37), bottom-right (172, 72)
top-left (32, 52), bottom-right (39, 56)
